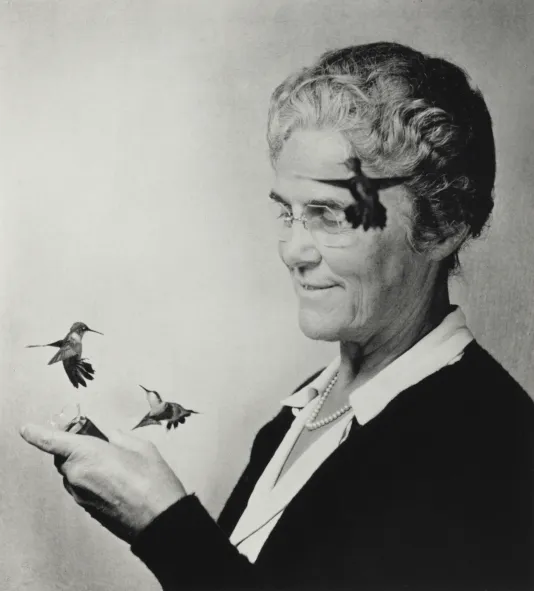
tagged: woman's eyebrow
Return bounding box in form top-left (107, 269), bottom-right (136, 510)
top-left (307, 197), bottom-right (348, 209)
top-left (269, 190), bottom-right (347, 209)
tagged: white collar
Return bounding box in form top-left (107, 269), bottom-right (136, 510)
top-left (281, 306), bottom-right (473, 426)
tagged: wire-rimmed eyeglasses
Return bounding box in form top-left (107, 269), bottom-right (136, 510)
top-left (269, 196), bottom-right (357, 247)
top-left (268, 170), bottom-right (410, 247)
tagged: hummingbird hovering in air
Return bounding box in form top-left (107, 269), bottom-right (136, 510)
top-left (314, 156), bottom-right (411, 231)
top-left (26, 322), bottom-right (103, 388)
top-left (132, 385), bottom-right (199, 431)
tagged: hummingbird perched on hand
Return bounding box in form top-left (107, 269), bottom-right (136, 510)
top-left (133, 385), bottom-right (199, 431)
top-left (26, 322), bottom-right (103, 388)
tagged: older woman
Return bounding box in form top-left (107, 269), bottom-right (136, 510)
top-left (21, 42), bottom-right (534, 590)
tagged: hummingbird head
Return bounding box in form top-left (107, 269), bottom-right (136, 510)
top-left (70, 322), bottom-right (104, 336)
top-left (139, 385), bottom-right (163, 407)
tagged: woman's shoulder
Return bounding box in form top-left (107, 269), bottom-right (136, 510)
top-left (457, 340), bottom-right (532, 404)
top-left (425, 340), bottom-right (534, 444)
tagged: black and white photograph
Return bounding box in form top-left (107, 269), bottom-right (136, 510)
top-left (1, 1), bottom-right (533, 590)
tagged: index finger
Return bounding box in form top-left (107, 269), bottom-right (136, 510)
top-left (20, 423), bottom-right (81, 457)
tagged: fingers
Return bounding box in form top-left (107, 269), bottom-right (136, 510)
top-left (20, 423), bottom-right (79, 457)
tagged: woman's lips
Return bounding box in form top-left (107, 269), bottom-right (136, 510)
top-left (302, 284), bottom-right (335, 290)
top-left (297, 282), bottom-right (339, 296)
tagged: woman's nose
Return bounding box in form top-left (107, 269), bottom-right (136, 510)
top-left (279, 221), bottom-right (322, 269)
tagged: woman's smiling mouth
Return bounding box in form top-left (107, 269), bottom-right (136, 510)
top-left (297, 281), bottom-right (339, 295)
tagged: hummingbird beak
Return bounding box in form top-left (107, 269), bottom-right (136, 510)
top-left (87, 328), bottom-right (104, 335)
top-left (139, 385), bottom-right (150, 393)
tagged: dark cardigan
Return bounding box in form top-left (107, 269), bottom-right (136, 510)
top-left (131, 341), bottom-right (534, 590)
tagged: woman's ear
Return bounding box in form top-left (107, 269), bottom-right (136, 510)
top-left (427, 223), bottom-right (470, 262)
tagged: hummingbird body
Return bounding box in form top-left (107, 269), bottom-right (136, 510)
top-left (133, 385), bottom-right (199, 431)
top-left (27, 322), bottom-right (103, 388)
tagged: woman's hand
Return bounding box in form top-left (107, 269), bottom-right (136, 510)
top-left (20, 424), bottom-right (187, 544)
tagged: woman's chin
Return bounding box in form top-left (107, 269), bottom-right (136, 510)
top-left (298, 313), bottom-right (343, 342)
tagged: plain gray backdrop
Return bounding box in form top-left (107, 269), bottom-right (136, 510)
top-left (1, 1), bottom-right (533, 590)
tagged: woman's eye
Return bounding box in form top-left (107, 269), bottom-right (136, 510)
top-left (270, 201), bottom-right (292, 219)
top-left (279, 209), bottom-right (292, 221)
top-left (318, 207), bottom-right (349, 227)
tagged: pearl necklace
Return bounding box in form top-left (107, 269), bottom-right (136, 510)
top-left (305, 372), bottom-right (352, 431)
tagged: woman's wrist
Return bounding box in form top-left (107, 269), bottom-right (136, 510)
top-left (134, 482), bottom-right (188, 536)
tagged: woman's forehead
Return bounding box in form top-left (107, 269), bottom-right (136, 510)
top-left (272, 130), bottom-right (355, 205)
top-left (275, 130), bottom-right (353, 179)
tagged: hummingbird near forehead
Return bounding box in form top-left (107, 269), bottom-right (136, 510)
top-left (132, 385), bottom-right (199, 431)
top-left (26, 322), bottom-right (103, 388)
top-left (314, 156), bottom-right (411, 231)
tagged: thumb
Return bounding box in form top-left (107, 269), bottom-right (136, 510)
top-left (20, 423), bottom-right (79, 457)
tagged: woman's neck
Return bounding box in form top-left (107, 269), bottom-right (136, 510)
top-left (336, 282), bottom-right (452, 393)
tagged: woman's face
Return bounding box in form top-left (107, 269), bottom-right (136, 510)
top-left (273, 129), bottom-right (439, 346)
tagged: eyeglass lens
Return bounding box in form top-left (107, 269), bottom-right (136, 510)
top-left (268, 201), bottom-right (355, 247)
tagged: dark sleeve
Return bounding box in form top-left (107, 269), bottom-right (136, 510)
top-left (131, 495), bottom-right (262, 591)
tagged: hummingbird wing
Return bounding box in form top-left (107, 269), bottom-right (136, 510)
top-left (48, 341), bottom-right (79, 365)
top-left (63, 357), bottom-right (94, 389)
top-left (132, 413), bottom-right (161, 430)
